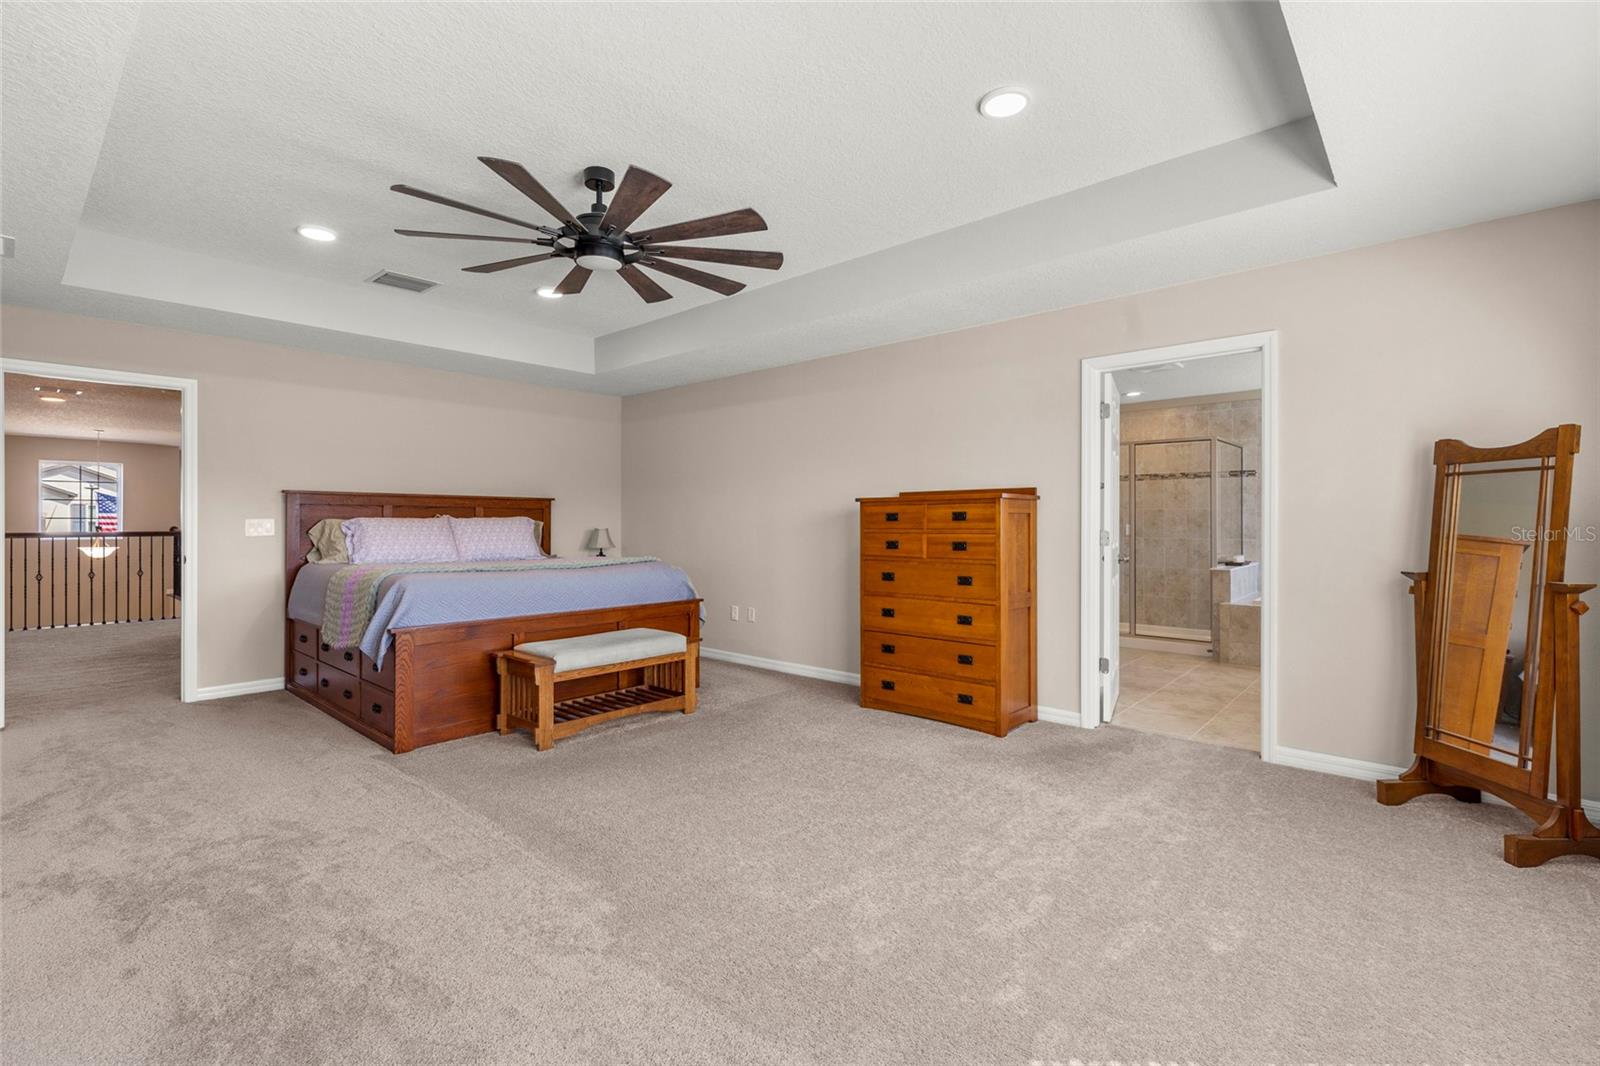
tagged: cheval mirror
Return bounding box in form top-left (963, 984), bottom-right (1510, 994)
top-left (1377, 425), bottom-right (1598, 866)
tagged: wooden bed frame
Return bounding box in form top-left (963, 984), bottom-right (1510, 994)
top-left (283, 490), bottom-right (701, 753)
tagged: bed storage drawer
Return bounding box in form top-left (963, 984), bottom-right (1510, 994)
top-left (862, 666), bottom-right (996, 722)
top-left (361, 685), bottom-right (396, 738)
top-left (319, 640), bottom-right (360, 672)
top-left (861, 503), bottom-right (925, 530)
top-left (862, 633), bottom-right (999, 681)
top-left (291, 620), bottom-right (319, 655)
top-left (290, 652), bottom-right (318, 691)
top-left (360, 650), bottom-right (396, 692)
top-left (317, 664), bottom-right (361, 716)
top-left (863, 560), bottom-right (997, 601)
top-left (862, 595), bottom-right (998, 641)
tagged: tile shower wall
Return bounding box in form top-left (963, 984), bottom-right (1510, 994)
top-left (1121, 395), bottom-right (1261, 635)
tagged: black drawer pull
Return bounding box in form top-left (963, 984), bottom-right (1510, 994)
top-left (956, 614), bottom-right (973, 626)
top-left (957, 654), bottom-right (974, 666)
top-left (956, 575), bottom-right (973, 587)
top-left (885, 539), bottom-right (899, 550)
top-left (880, 679), bottom-right (896, 691)
top-left (951, 510), bottom-right (967, 521)
top-left (343, 689), bottom-right (353, 700)
top-left (880, 643), bottom-right (896, 654)
top-left (320, 678), bottom-right (329, 688)
top-left (297, 666), bottom-right (310, 677)
top-left (957, 693), bottom-right (974, 706)
top-left (320, 643), bottom-right (331, 653)
top-left (372, 703), bottom-right (383, 715)
top-left (298, 632), bottom-right (309, 644)
top-left (881, 607), bottom-right (896, 618)
top-left (952, 541), bottom-right (968, 552)
top-left (885, 511), bottom-right (900, 522)
top-left (342, 650), bottom-right (355, 662)
top-left (881, 571), bottom-right (895, 582)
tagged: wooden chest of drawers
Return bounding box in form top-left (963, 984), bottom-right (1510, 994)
top-left (857, 488), bottom-right (1038, 736)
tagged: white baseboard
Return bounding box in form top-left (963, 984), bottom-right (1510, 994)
top-left (1037, 706), bottom-right (1083, 728)
top-left (700, 647), bottom-right (859, 686)
top-left (194, 677), bottom-right (284, 701)
top-left (1272, 744), bottom-right (1600, 822)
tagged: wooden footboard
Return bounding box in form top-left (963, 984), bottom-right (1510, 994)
top-left (286, 599), bottom-right (702, 753)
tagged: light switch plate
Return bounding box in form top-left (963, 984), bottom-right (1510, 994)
top-left (245, 518), bottom-right (276, 537)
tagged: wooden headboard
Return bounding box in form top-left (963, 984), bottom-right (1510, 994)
top-left (283, 490), bottom-right (554, 592)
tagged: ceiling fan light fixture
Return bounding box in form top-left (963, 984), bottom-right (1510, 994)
top-left (978, 87), bottom-right (1029, 119)
top-left (536, 286), bottom-right (562, 299)
top-left (297, 224), bottom-right (338, 242)
top-left (574, 237), bottom-right (624, 273)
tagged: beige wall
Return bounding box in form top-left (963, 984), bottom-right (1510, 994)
top-left (1, 307), bottom-right (622, 688)
top-left (622, 202), bottom-right (1600, 786)
top-left (5, 433), bottom-right (181, 533)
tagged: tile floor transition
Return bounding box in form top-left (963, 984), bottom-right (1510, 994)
top-left (1110, 647), bottom-right (1260, 752)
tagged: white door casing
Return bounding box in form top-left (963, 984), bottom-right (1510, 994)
top-left (1101, 375), bottom-right (1122, 721)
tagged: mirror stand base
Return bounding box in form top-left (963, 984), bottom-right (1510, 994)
top-left (1504, 809), bottom-right (1600, 868)
top-left (1376, 758), bottom-right (1482, 806)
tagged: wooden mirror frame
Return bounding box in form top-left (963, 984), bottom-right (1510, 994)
top-left (1377, 425), bottom-right (1599, 866)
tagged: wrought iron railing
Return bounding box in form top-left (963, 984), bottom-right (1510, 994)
top-left (5, 531), bottom-right (181, 631)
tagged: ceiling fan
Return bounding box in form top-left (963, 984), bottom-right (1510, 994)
top-left (391, 159), bottom-right (783, 303)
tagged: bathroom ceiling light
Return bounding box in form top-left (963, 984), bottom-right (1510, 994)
top-left (34, 386), bottom-right (82, 403)
top-left (297, 224), bottom-right (338, 242)
top-left (978, 87), bottom-right (1029, 119)
top-left (536, 286), bottom-right (562, 299)
top-left (1125, 391), bottom-right (1143, 398)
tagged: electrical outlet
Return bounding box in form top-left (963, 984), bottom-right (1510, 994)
top-left (730, 605), bottom-right (740, 621)
top-left (245, 518), bottom-right (276, 537)
top-left (746, 607), bottom-right (757, 623)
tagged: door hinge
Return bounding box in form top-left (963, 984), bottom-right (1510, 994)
top-left (1100, 529), bottom-right (1111, 547)
top-left (1099, 657), bottom-right (1110, 674)
top-left (1099, 401), bottom-right (1111, 419)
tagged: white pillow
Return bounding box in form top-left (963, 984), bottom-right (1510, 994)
top-left (447, 516), bottom-right (545, 561)
top-left (342, 516), bottom-right (459, 564)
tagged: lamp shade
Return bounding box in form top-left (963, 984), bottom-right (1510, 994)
top-left (584, 527), bottom-right (616, 551)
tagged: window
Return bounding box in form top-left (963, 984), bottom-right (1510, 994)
top-left (39, 460), bottom-right (123, 534)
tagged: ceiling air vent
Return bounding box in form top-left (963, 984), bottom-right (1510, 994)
top-left (367, 270), bottom-right (437, 294)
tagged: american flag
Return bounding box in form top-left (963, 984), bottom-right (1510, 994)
top-left (94, 492), bottom-right (119, 533)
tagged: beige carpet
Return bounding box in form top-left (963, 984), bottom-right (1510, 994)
top-left (3, 622), bottom-right (1596, 1065)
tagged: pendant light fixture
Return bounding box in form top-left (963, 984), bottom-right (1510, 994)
top-left (77, 430), bottom-right (119, 559)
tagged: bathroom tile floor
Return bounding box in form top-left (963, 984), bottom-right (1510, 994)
top-left (1110, 647), bottom-right (1261, 752)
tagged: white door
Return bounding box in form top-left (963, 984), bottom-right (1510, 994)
top-left (1100, 375), bottom-right (1122, 721)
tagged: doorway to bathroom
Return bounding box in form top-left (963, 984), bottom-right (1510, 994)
top-left (1079, 333), bottom-right (1279, 759)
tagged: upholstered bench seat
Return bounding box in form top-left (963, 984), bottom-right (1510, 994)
top-left (495, 627), bottom-right (697, 751)
top-left (512, 628), bottom-right (687, 674)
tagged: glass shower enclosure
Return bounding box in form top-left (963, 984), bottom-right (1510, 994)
top-left (1118, 437), bottom-right (1246, 642)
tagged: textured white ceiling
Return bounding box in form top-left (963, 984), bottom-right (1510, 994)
top-left (2, 2), bottom-right (1595, 395)
top-left (4, 373), bottom-right (182, 446)
top-left (1114, 352), bottom-right (1263, 406)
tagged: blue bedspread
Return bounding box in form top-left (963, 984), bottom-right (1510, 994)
top-left (298, 560), bottom-right (700, 666)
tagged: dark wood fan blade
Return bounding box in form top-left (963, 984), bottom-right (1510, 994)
top-left (616, 264), bottom-right (673, 303)
top-left (478, 157), bottom-right (586, 231)
top-left (392, 184), bottom-right (550, 233)
top-left (461, 253), bottom-right (558, 274)
top-left (395, 229), bottom-right (547, 244)
top-left (642, 245), bottom-right (783, 270)
top-left (639, 257), bottom-right (746, 296)
top-left (631, 208), bottom-right (767, 245)
top-left (553, 265), bottom-right (592, 295)
top-left (600, 166), bottom-right (672, 235)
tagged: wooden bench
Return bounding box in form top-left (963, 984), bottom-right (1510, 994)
top-left (494, 628), bottom-right (697, 751)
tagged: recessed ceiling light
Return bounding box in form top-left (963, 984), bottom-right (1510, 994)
top-left (536, 287), bottom-right (562, 299)
top-left (1125, 391), bottom-right (1144, 398)
top-left (34, 386), bottom-right (80, 403)
top-left (297, 224), bottom-right (338, 242)
top-left (978, 87), bottom-right (1029, 119)
top-left (39, 395), bottom-right (66, 403)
